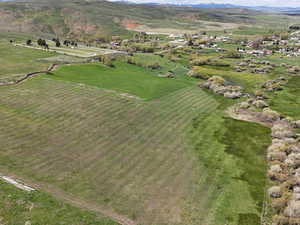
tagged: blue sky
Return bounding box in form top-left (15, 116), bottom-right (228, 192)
top-left (108, 0), bottom-right (300, 7)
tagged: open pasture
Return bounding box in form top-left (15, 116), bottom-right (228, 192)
top-left (47, 62), bottom-right (192, 100)
top-left (0, 77), bottom-right (219, 225)
top-left (269, 76), bottom-right (300, 120)
top-left (0, 180), bottom-right (118, 225)
top-left (0, 42), bottom-right (55, 78)
top-left (0, 74), bottom-right (271, 225)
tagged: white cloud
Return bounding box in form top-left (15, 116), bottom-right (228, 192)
top-left (108, 0), bottom-right (300, 7)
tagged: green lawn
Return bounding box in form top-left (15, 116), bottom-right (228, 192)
top-left (269, 76), bottom-right (300, 120)
top-left (0, 180), bottom-right (119, 225)
top-left (0, 77), bottom-right (219, 225)
top-left (0, 42), bottom-right (56, 78)
top-left (189, 95), bottom-right (271, 225)
top-left (0, 63), bottom-right (271, 225)
top-left (47, 62), bottom-right (192, 100)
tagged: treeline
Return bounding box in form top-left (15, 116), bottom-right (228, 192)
top-left (24, 38), bottom-right (78, 49)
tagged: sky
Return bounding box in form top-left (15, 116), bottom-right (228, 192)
top-left (108, 0), bottom-right (300, 7)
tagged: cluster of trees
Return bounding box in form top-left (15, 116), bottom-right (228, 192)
top-left (133, 32), bottom-right (148, 42)
top-left (126, 57), bottom-right (161, 70)
top-left (131, 43), bottom-right (155, 53)
top-left (224, 50), bottom-right (242, 59)
top-left (37, 38), bottom-right (49, 49)
top-left (132, 32), bottom-right (159, 43)
top-left (190, 55), bottom-right (230, 67)
top-left (52, 38), bottom-right (61, 47)
top-left (99, 55), bottom-right (114, 67)
top-left (262, 32), bottom-right (289, 42)
top-left (25, 37), bottom-right (78, 49)
top-left (289, 25), bottom-right (300, 30)
top-left (63, 40), bottom-right (78, 47)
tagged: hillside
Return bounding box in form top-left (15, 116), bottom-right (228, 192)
top-left (0, 0), bottom-right (267, 41)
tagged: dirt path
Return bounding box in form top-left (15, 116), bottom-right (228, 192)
top-left (227, 106), bottom-right (273, 128)
top-left (0, 171), bottom-right (137, 225)
top-left (0, 64), bottom-right (59, 87)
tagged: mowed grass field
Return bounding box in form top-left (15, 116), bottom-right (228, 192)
top-left (48, 62), bottom-right (192, 100)
top-left (0, 77), bottom-right (219, 225)
top-left (269, 76), bottom-right (300, 120)
top-left (0, 180), bottom-right (119, 225)
top-left (0, 71), bottom-right (271, 225)
top-left (0, 42), bottom-right (56, 78)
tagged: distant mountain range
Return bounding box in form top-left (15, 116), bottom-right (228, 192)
top-left (1, 0), bottom-right (300, 14)
top-left (116, 1), bottom-right (300, 14)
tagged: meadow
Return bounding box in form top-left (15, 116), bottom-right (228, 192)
top-left (0, 42), bottom-right (56, 78)
top-left (0, 70), bottom-right (271, 225)
top-left (0, 24), bottom-right (282, 224)
top-left (48, 62), bottom-right (192, 100)
top-left (269, 76), bottom-right (300, 119)
top-left (0, 76), bottom-right (218, 225)
top-left (0, 180), bottom-right (119, 225)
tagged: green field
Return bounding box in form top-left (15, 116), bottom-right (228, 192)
top-left (0, 180), bottom-right (119, 225)
top-left (269, 76), bottom-right (300, 120)
top-left (188, 93), bottom-right (271, 225)
top-left (0, 9), bottom-right (288, 223)
top-left (0, 71), bottom-right (271, 225)
top-left (0, 77), bottom-right (218, 225)
top-left (48, 62), bottom-right (192, 100)
top-left (0, 42), bottom-right (55, 78)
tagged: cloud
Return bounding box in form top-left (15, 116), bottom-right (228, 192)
top-left (108, 0), bottom-right (300, 7)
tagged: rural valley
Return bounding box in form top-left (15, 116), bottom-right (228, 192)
top-left (0, 0), bottom-right (300, 225)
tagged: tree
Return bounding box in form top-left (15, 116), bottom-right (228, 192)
top-left (100, 55), bottom-right (114, 67)
top-left (26, 40), bottom-right (32, 45)
top-left (280, 32), bottom-right (289, 40)
top-left (37, 38), bottom-right (43, 46)
top-left (55, 40), bottom-right (61, 47)
top-left (251, 39), bottom-right (262, 49)
top-left (187, 39), bottom-right (194, 46)
top-left (224, 50), bottom-right (242, 59)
